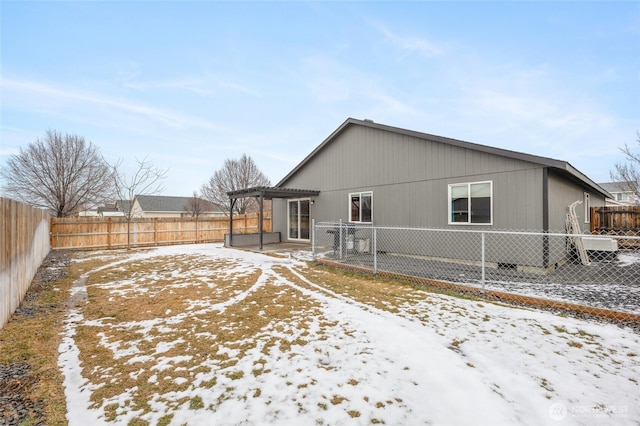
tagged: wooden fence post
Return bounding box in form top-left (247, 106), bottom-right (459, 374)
top-left (49, 218), bottom-right (54, 248)
top-left (107, 218), bottom-right (112, 249)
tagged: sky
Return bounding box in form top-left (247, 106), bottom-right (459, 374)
top-left (1, 1), bottom-right (639, 197)
top-left (59, 243), bottom-right (640, 425)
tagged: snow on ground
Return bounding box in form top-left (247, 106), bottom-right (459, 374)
top-left (59, 244), bottom-right (640, 425)
top-left (618, 252), bottom-right (640, 267)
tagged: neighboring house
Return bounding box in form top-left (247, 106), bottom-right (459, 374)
top-left (79, 204), bottom-right (121, 217)
top-left (598, 181), bottom-right (639, 206)
top-left (112, 195), bottom-right (225, 218)
top-left (231, 118), bottom-right (611, 269)
top-left (97, 203), bottom-right (125, 217)
top-left (79, 209), bottom-right (100, 217)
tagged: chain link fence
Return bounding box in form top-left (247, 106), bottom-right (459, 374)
top-left (312, 221), bottom-right (640, 326)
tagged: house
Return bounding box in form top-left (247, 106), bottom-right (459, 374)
top-left (78, 209), bottom-right (100, 217)
top-left (96, 203), bottom-right (125, 217)
top-left (116, 195), bottom-right (225, 218)
top-left (598, 181), bottom-right (639, 206)
top-left (229, 118), bottom-right (611, 269)
top-left (79, 203), bottom-right (123, 217)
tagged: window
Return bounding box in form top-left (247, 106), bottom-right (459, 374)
top-left (449, 181), bottom-right (492, 224)
top-left (349, 192), bottom-right (372, 223)
top-left (616, 192), bottom-right (630, 202)
top-left (583, 192), bottom-right (590, 223)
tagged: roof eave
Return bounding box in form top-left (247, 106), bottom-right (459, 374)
top-left (276, 118), bottom-right (609, 199)
top-left (553, 163), bottom-right (613, 199)
top-left (228, 186), bottom-right (320, 200)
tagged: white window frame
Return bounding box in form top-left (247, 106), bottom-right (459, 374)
top-left (287, 198), bottom-right (311, 241)
top-left (348, 191), bottom-right (373, 223)
top-left (617, 192), bottom-right (629, 202)
top-left (448, 181), bottom-right (493, 225)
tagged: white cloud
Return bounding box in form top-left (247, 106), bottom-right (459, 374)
top-left (123, 75), bottom-right (261, 97)
top-left (1, 76), bottom-right (221, 131)
top-left (124, 78), bottom-right (214, 95)
top-left (217, 81), bottom-right (261, 97)
top-left (371, 21), bottom-right (443, 58)
top-left (364, 90), bottom-right (422, 118)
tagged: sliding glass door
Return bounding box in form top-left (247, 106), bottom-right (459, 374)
top-left (288, 199), bottom-right (310, 241)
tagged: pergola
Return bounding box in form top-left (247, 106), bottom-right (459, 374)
top-left (226, 186), bottom-right (320, 250)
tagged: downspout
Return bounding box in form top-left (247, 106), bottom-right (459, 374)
top-left (542, 168), bottom-right (549, 269)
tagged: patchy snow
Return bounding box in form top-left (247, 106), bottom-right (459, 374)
top-left (336, 251), bottom-right (640, 314)
top-left (618, 252), bottom-right (640, 267)
top-left (59, 244), bottom-right (640, 425)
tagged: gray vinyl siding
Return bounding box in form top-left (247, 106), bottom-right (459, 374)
top-left (281, 125), bottom-right (546, 231)
top-left (275, 122), bottom-right (606, 269)
top-left (272, 199), bottom-right (287, 240)
top-left (547, 170), bottom-right (606, 233)
top-left (542, 170), bottom-right (606, 267)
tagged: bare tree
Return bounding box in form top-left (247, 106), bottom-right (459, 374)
top-left (0, 130), bottom-right (115, 217)
top-left (611, 132), bottom-right (640, 202)
top-left (201, 154), bottom-right (271, 214)
top-left (112, 156), bottom-right (168, 248)
top-left (183, 191), bottom-right (210, 217)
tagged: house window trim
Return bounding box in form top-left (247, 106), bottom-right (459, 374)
top-left (448, 181), bottom-right (493, 225)
top-left (616, 192), bottom-right (629, 202)
top-left (348, 191), bottom-right (373, 223)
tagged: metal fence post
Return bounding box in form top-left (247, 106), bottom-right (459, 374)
top-left (312, 219), bottom-right (316, 260)
top-left (339, 219), bottom-right (343, 260)
top-left (481, 232), bottom-right (486, 295)
top-left (373, 226), bottom-right (378, 275)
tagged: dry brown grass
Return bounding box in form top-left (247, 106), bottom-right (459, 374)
top-left (71, 251), bottom-right (336, 420)
top-left (289, 263), bottom-right (500, 333)
top-left (281, 263), bottom-right (437, 315)
top-left (2, 248), bottom-right (492, 424)
top-left (0, 254), bottom-right (125, 426)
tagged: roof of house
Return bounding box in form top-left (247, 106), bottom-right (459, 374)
top-left (276, 117), bottom-right (611, 199)
top-left (134, 195), bottom-right (223, 213)
top-left (598, 181), bottom-right (638, 193)
top-left (97, 206), bottom-right (120, 214)
top-left (116, 199), bottom-right (132, 213)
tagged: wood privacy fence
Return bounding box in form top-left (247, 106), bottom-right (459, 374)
top-left (591, 206), bottom-right (640, 248)
top-left (1, 198), bottom-right (51, 329)
top-left (50, 213), bottom-right (272, 250)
